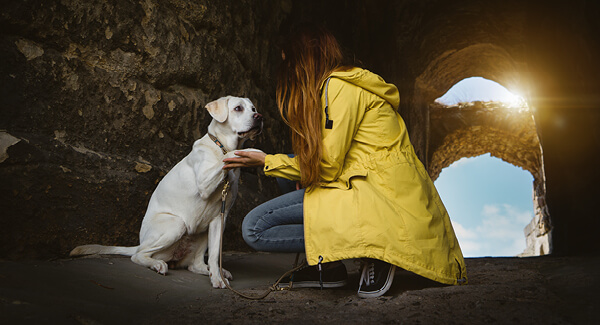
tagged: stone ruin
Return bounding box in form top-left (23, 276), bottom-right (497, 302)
top-left (428, 100), bottom-right (551, 256)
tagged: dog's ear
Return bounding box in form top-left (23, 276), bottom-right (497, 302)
top-left (205, 96), bottom-right (230, 123)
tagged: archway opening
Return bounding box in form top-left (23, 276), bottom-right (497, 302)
top-left (435, 154), bottom-right (534, 257)
top-left (435, 77), bottom-right (527, 109)
top-left (430, 77), bottom-right (551, 257)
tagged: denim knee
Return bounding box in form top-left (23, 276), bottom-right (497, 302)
top-left (240, 188), bottom-right (305, 252)
top-left (242, 209), bottom-right (261, 250)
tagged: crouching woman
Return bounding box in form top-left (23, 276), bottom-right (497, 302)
top-left (223, 24), bottom-right (467, 298)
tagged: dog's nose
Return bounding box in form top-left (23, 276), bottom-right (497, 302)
top-left (253, 113), bottom-right (263, 120)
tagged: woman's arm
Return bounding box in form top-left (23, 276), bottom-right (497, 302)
top-left (223, 78), bottom-right (363, 184)
top-left (319, 78), bottom-right (365, 183)
top-left (222, 150), bottom-right (266, 169)
top-left (223, 151), bottom-right (302, 181)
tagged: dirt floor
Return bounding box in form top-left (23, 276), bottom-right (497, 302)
top-left (1, 253), bottom-right (599, 324)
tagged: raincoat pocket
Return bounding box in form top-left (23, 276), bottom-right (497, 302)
top-left (319, 169), bottom-right (368, 190)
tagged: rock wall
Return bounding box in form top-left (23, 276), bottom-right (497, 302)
top-left (428, 102), bottom-right (541, 182)
top-left (0, 0), bottom-right (291, 259)
top-left (522, 1), bottom-right (600, 255)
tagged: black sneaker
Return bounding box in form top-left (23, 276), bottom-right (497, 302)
top-left (278, 261), bottom-right (348, 289)
top-left (357, 259), bottom-right (396, 298)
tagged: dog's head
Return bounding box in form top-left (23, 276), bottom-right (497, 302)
top-left (205, 96), bottom-right (263, 140)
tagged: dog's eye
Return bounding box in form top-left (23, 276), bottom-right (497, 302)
top-left (234, 106), bottom-right (243, 112)
top-left (251, 107), bottom-right (256, 112)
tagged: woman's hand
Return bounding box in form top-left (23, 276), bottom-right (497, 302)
top-left (223, 150), bottom-right (267, 169)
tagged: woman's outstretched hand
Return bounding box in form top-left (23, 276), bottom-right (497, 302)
top-left (223, 150), bottom-right (267, 169)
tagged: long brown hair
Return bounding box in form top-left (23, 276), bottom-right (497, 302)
top-left (276, 24), bottom-right (346, 187)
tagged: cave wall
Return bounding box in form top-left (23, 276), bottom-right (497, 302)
top-left (0, 0), bottom-right (291, 259)
top-left (522, 1), bottom-right (600, 255)
top-left (1, 0), bottom-right (599, 259)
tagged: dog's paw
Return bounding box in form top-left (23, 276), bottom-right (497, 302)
top-left (151, 260), bottom-right (168, 275)
top-left (205, 265), bottom-right (233, 280)
top-left (220, 268), bottom-right (233, 280)
top-left (188, 264), bottom-right (210, 276)
top-left (239, 148), bottom-right (265, 154)
top-left (209, 272), bottom-right (230, 289)
top-left (223, 151), bottom-right (245, 162)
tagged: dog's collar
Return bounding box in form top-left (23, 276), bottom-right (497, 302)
top-left (208, 133), bottom-right (228, 155)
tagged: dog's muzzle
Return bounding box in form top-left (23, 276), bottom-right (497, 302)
top-left (238, 113), bottom-right (263, 139)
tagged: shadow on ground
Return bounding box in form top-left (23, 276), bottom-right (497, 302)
top-left (1, 253), bottom-right (598, 324)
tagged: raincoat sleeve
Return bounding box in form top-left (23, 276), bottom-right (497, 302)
top-left (319, 78), bottom-right (365, 183)
top-left (263, 154), bottom-right (301, 181)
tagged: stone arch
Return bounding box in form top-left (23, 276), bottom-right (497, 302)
top-left (428, 106), bottom-right (540, 182)
top-left (408, 43), bottom-right (526, 162)
top-left (416, 43), bottom-right (526, 98)
top-left (416, 43), bottom-right (551, 255)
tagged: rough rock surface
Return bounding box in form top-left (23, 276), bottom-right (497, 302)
top-left (0, 0), bottom-right (290, 258)
top-left (428, 102), bottom-right (541, 183)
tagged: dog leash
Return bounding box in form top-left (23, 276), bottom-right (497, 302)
top-left (218, 182), bottom-right (305, 300)
top-left (209, 132), bottom-right (304, 300)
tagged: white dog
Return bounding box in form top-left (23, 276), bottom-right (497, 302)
top-left (71, 96), bottom-right (263, 288)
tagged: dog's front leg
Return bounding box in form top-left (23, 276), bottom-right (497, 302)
top-left (207, 215), bottom-right (228, 289)
top-left (195, 160), bottom-right (227, 200)
top-left (196, 151), bottom-right (241, 199)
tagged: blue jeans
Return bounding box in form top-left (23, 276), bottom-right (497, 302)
top-left (242, 178), bottom-right (305, 253)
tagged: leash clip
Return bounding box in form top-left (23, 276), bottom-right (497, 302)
top-left (221, 180), bottom-right (230, 201)
top-left (220, 180), bottom-right (230, 214)
top-left (275, 285), bottom-right (289, 291)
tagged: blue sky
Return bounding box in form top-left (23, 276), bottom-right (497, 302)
top-left (434, 77), bottom-right (534, 257)
top-left (435, 77), bottom-right (523, 106)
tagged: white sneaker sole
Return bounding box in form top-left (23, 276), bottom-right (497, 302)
top-left (357, 265), bottom-right (396, 298)
top-left (278, 279), bottom-right (348, 289)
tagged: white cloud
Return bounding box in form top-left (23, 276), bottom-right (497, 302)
top-left (451, 220), bottom-right (481, 257)
top-left (451, 204), bottom-right (533, 257)
top-left (457, 240), bottom-right (482, 257)
top-left (482, 204), bottom-right (500, 217)
top-left (451, 220), bottom-right (477, 239)
top-left (503, 203), bottom-right (533, 224)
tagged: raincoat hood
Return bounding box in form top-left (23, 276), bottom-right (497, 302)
top-left (326, 67), bottom-right (400, 110)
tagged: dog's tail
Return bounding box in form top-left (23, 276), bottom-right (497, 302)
top-left (70, 244), bottom-right (138, 257)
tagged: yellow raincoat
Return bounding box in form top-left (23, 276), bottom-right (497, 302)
top-left (263, 67), bottom-right (467, 285)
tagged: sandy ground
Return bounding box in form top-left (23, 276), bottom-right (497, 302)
top-left (1, 253), bottom-right (599, 324)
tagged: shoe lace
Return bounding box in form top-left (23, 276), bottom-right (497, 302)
top-left (359, 260), bottom-right (375, 286)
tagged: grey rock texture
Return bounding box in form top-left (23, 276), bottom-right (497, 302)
top-left (0, 0), bottom-right (290, 258)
